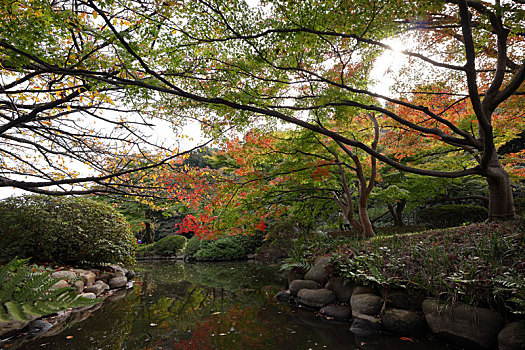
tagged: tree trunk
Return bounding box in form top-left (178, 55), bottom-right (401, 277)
top-left (388, 199), bottom-right (406, 227)
top-left (486, 159), bottom-right (516, 220)
top-left (144, 221), bottom-right (154, 243)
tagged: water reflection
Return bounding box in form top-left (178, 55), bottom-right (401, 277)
top-left (21, 261), bottom-right (446, 350)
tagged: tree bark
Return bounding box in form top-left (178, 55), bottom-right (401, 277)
top-left (388, 199), bottom-right (406, 227)
top-left (144, 221), bottom-right (154, 244)
top-left (486, 156), bottom-right (516, 220)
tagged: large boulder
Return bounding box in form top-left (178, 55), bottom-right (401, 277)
top-left (422, 298), bottom-right (504, 349)
top-left (381, 308), bottom-right (425, 335)
top-left (351, 293), bottom-right (383, 316)
top-left (319, 305), bottom-right (351, 321)
top-left (108, 276), bottom-right (128, 289)
top-left (498, 322), bottom-right (525, 350)
top-left (350, 314), bottom-right (381, 337)
top-left (297, 288), bottom-right (335, 308)
top-left (289, 279), bottom-right (320, 297)
top-left (304, 256), bottom-right (331, 285)
top-left (325, 277), bottom-right (353, 303)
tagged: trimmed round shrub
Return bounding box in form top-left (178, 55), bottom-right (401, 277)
top-left (0, 195), bottom-right (136, 265)
top-left (183, 236), bottom-right (203, 257)
top-left (154, 235), bottom-right (187, 256)
top-left (194, 237), bottom-right (246, 261)
top-left (417, 204), bottom-right (488, 228)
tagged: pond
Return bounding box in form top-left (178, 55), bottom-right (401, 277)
top-left (21, 261), bottom-right (447, 350)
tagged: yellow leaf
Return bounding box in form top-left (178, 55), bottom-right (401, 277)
top-left (92, 11), bottom-right (97, 19)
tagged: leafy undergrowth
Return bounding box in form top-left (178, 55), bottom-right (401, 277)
top-left (329, 222), bottom-right (525, 316)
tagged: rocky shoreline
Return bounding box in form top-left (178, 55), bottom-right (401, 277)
top-left (0, 264), bottom-right (136, 345)
top-left (276, 256), bottom-right (525, 350)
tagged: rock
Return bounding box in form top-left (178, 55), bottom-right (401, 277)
top-left (319, 305), bottom-right (351, 321)
top-left (350, 314), bottom-right (381, 337)
top-left (352, 286), bottom-right (374, 296)
top-left (73, 280), bottom-right (84, 293)
top-left (51, 279), bottom-right (70, 290)
top-left (84, 282), bottom-right (108, 296)
top-left (108, 276), bottom-right (128, 289)
top-left (112, 270), bottom-right (126, 278)
top-left (297, 288), bottom-right (335, 309)
top-left (326, 277), bottom-right (353, 303)
top-left (287, 268), bottom-right (305, 286)
top-left (50, 271), bottom-right (77, 280)
top-left (289, 279), bottom-right (320, 297)
top-left (304, 256), bottom-right (331, 285)
top-left (97, 273), bottom-right (110, 283)
top-left (79, 292), bottom-right (97, 299)
top-left (498, 321), bottom-right (525, 350)
top-left (24, 320), bottom-right (53, 337)
top-left (275, 290), bottom-right (291, 303)
top-left (381, 308), bottom-right (425, 335)
top-left (246, 254), bottom-right (255, 259)
top-left (125, 270), bottom-right (135, 280)
top-left (109, 265), bottom-right (128, 275)
top-left (422, 298), bottom-right (504, 349)
top-left (385, 290), bottom-right (424, 310)
top-left (351, 293), bottom-right (383, 316)
top-left (73, 269), bottom-right (96, 286)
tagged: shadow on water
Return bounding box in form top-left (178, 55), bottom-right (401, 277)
top-left (19, 261), bottom-right (448, 350)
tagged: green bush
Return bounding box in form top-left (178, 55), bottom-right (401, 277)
top-left (0, 195), bottom-right (136, 265)
top-left (183, 236), bottom-right (203, 257)
top-left (154, 235), bottom-right (187, 256)
top-left (417, 204), bottom-right (488, 228)
top-left (193, 237), bottom-right (246, 261)
top-left (236, 233), bottom-right (265, 254)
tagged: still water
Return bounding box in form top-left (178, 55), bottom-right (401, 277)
top-left (22, 261), bottom-right (447, 350)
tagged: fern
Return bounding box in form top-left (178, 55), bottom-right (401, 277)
top-left (279, 260), bottom-right (312, 272)
top-left (0, 258), bottom-right (101, 321)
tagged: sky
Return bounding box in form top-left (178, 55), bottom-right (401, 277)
top-left (1, 34), bottom-right (407, 200)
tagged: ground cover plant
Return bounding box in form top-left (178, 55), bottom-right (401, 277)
top-left (328, 222), bottom-right (525, 316)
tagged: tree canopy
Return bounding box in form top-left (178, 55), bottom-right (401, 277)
top-left (1, 0), bottom-right (523, 219)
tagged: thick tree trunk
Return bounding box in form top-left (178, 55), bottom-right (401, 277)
top-left (486, 159), bottom-right (516, 220)
top-left (144, 221), bottom-right (154, 243)
top-left (388, 199), bottom-right (406, 227)
top-left (358, 199), bottom-right (375, 237)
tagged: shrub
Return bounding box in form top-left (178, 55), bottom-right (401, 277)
top-left (0, 195), bottom-right (136, 265)
top-left (154, 235), bottom-right (187, 256)
top-left (193, 237), bottom-right (246, 261)
top-left (236, 233), bottom-right (265, 254)
top-left (416, 204), bottom-right (488, 228)
top-left (183, 236), bottom-right (203, 257)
